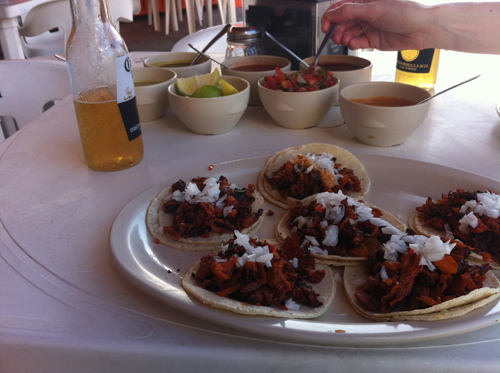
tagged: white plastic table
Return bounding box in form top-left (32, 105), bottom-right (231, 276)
top-left (0, 50), bottom-right (499, 371)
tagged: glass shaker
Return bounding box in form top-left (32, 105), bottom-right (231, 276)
top-left (66, 0), bottom-right (143, 172)
top-left (225, 26), bottom-right (265, 59)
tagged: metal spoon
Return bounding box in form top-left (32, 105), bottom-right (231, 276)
top-left (54, 53), bottom-right (66, 62)
top-left (188, 44), bottom-right (230, 69)
top-left (312, 23), bottom-right (337, 66)
top-left (417, 75), bottom-right (480, 104)
top-left (190, 23), bottom-right (231, 66)
top-left (265, 31), bottom-right (310, 68)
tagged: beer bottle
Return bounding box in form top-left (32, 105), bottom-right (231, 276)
top-left (395, 49), bottom-right (440, 90)
top-left (66, 0), bottom-right (143, 172)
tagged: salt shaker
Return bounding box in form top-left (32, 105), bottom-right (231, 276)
top-left (225, 26), bottom-right (265, 59)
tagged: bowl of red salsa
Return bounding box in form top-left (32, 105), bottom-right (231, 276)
top-left (222, 55), bottom-right (291, 105)
top-left (257, 67), bottom-right (339, 129)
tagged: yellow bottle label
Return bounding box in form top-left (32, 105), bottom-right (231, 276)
top-left (397, 49), bottom-right (435, 74)
top-left (395, 49), bottom-right (440, 90)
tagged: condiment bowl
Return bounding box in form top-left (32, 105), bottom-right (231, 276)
top-left (167, 76), bottom-right (250, 135)
top-left (221, 55), bottom-right (291, 105)
top-left (144, 52), bottom-right (211, 78)
top-left (302, 55), bottom-right (372, 94)
top-left (339, 81), bottom-right (432, 146)
top-left (133, 67), bottom-right (177, 122)
top-left (257, 71), bottom-right (339, 129)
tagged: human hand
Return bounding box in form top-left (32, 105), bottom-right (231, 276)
top-left (321, 0), bottom-right (430, 51)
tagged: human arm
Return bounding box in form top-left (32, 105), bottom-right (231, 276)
top-left (321, 1), bottom-right (500, 54)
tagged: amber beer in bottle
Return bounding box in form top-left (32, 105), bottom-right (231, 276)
top-left (66, 0), bottom-right (143, 171)
top-left (395, 49), bottom-right (440, 90)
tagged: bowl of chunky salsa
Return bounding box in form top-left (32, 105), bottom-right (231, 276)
top-left (301, 55), bottom-right (372, 94)
top-left (257, 67), bottom-right (339, 129)
top-left (222, 55), bottom-right (291, 105)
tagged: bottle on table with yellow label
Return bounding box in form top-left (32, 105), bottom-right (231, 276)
top-left (395, 49), bottom-right (441, 90)
top-left (66, 0), bottom-right (143, 172)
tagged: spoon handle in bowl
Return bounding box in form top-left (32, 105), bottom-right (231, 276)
top-left (418, 75), bottom-right (480, 104)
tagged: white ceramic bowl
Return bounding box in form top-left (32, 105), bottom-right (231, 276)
top-left (167, 76), bottom-right (250, 135)
top-left (133, 67), bottom-right (176, 122)
top-left (257, 71), bottom-right (339, 129)
top-left (339, 81), bottom-right (432, 147)
top-left (221, 55), bottom-right (291, 105)
top-left (143, 52), bottom-right (211, 78)
top-left (302, 55), bottom-right (372, 105)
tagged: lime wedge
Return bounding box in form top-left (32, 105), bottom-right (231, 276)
top-left (220, 79), bottom-right (239, 96)
top-left (175, 69), bottom-right (221, 97)
top-left (192, 85), bottom-right (223, 98)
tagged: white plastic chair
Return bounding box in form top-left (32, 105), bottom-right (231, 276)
top-left (18, 0), bottom-right (136, 58)
top-left (18, 0), bottom-right (72, 58)
top-left (185, 0), bottom-right (236, 34)
top-left (0, 60), bottom-right (71, 140)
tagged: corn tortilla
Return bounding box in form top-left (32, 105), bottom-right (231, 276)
top-left (146, 184), bottom-right (265, 251)
top-left (257, 143), bottom-right (371, 209)
top-left (344, 264), bottom-right (500, 321)
top-left (182, 259), bottom-right (336, 319)
top-left (408, 210), bottom-right (500, 270)
top-left (276, 194), bottom-right (406, 266)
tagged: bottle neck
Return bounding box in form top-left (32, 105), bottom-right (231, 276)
top-left (70, 0), bottom-right (112, 28)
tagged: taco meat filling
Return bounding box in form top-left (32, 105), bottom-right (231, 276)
top-left (162, 176), bottom-right (263, 240)
top-left (193, 232), bottom-right (326, 309)
top-left (354, 233), bottom-right (493, 313)
top-left (415, 189), bottom-right (500, 264)
top-left (264, 153), bottom-right (362, 200)
top-left (286, 191), bottom-right (397, 258)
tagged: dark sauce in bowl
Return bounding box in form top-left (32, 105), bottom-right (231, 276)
top-left (232, 64), bottom-right (278, 72)
top-left (318, 62), bottom-right (363, 71)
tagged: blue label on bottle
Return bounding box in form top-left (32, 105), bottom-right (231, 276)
top-left (116, 55), bottom-right (141, 141)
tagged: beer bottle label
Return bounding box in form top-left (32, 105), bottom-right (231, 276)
top-left (116, 54), bottom-right (142, 141)
top-left (396, 49), bottom-right (435, 74)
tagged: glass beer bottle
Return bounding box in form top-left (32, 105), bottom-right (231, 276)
top-left (66, 0), bottom-right (143, 172)
top-left (395, 48), bottom-right (441, 90)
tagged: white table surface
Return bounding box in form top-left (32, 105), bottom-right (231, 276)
top-left (1, 50), bottom-right (500, 372)
top-left (0, 0), bottom-right (49, 59)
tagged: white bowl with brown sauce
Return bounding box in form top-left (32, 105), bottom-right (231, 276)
top-left (339, 81), bottom-right (432, 146)
top-left (222, 55), bottom-right (291, 105)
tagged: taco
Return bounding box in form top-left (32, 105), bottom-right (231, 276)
top-left (147, 175), bottom-right (265, 251)
top-left (275, 191), bottom-right (406, 266)
top-left (344, 233), bottom-right (500, 321)
top-left (181, 231), bottom-right (336, 318)
top-left (257, 143), bottom-right (371, 209)
top-left (408, 189), bottom-right (500, 269)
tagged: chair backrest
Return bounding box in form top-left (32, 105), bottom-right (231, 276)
top-left (0, 60), bottom-right (71, 137)
top-left (18, 0), bottom-right (136, 58)
top-left (18, 0), bottom-right (72, 58)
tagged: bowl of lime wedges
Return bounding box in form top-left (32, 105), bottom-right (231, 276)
top-left (167, 69), bottom-right (250, 135)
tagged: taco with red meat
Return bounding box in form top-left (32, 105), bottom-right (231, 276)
top-left (344, 233), bottom-right (500, 321)
top-left (257, 143), bottom-right (371, 209)
top-left (182, 231), bottom-right (336, 318)
top-left (408, 189), bottom-right (500, 269)
top-left (146, 175), bottom-right (265, 251)
top-left (275, 191), bottom-right (406, 266)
